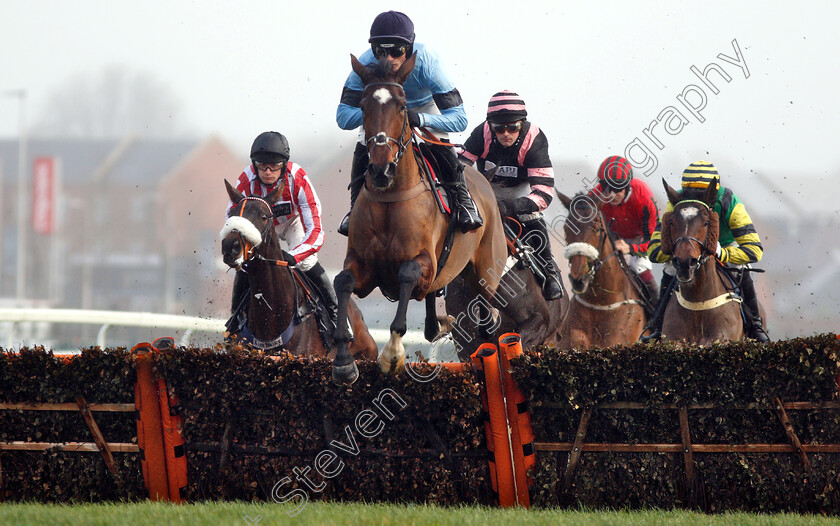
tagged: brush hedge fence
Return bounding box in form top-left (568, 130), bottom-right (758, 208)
top-left (0, 334), bottom-right (838, 514)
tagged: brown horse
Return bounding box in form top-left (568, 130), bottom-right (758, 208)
top-left (658, 179), bottom-right (758, 344)
top-left (443, 215), bottom-right (570, 360)
top-left (331, 54), bottom-right (547, 384)
top-left (220, 180), bottom-right (377, 360)
top-left (555, 191), bottom-right (647, 348)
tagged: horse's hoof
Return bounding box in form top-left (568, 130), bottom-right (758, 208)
top-left (378, 353), bottom-right (405, 375)
top-left (332, 361), bottom-right (359, 385)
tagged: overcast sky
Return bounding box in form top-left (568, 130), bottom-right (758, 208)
top-left (1, 1), bottom-right (839, 206)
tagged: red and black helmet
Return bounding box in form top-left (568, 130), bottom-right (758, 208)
top-left (597, 155), bottom-right (633, 192)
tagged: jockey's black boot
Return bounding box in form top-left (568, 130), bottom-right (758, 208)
top-left (338, 142), bottom-right (369, 237)
top-left (740, 271), bottom-right (770, 343)
top-left (639, 271), bottom-right (674, 342)
top-left (436, 144), bottom-right (483, 232)
top-left (304, 262), bottom-right (339, 331)
top-left (523, 218), bottom-right (564, 300)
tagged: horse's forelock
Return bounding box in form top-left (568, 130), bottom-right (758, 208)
top-left (371, 58), bottom-right (394, 81)
top-left (565, 193), bottom-right (600, 239)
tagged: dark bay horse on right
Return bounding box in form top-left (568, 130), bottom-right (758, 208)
top-left (657, 179), bottom-right (764, 344)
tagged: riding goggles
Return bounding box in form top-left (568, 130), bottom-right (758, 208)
top-left (372, 43), bottom-right (409, 59)
top-left (599, 180), bottom-right (624, 194)
top-left (490, 121), bottom-right (523, 134)
top-left (255, 161), bottom-right (286, 173)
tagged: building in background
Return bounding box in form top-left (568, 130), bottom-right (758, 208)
top-left (0, 136), bottom-right (242, 347)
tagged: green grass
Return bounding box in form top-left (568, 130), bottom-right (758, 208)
top-left (0, 501), bottom-right (838, 526)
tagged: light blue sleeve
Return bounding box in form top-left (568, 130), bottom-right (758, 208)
top-left (413, 45), bottom-right (467, 133)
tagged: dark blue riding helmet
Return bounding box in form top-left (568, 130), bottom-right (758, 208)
top-left (369, 11), bottom-right (415, 44)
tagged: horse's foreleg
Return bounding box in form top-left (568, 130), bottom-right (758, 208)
top-left (423, 293), bottom-right (440, 342)
top-left (381, 260), bottom-right (422, 374)
top-left (332, 269), bottom-right (359, 385)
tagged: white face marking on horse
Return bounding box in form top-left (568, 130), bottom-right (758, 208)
top-left (372, 88), bottom-right (392, 105)
top-left (680, 207), bottom-right (699, 222)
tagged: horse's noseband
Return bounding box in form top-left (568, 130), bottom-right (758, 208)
top-left (226, 196), bottom-right (274, 267)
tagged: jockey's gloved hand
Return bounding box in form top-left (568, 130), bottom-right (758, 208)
top-left (513, 197), bottom-right (539, 215)
top-left (715, 242), bottom-right (723, 259)
top-left (407, 109), bottom-right (422, 128)
top-left (281, 251), bottom-right (297, 266)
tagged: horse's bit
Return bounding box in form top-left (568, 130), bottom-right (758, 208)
top-left (364, 82), bottom-right (411, 165)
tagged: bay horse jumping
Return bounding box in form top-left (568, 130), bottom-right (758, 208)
top-left (443, 215), bottom-right (570, 360)
top-left (331, 54), bottom-right (548, 384)
top-left (220, 180), bottom-right (377, 360)
top-left (555, 191), bottom-right (647, 348)
top-left (658, 179), bottom-right (762, 344)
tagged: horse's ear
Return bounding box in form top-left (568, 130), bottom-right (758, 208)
top-left (659, 212), bottom-right (673, 256)
top-left (705, 210), bottom-right (720, 255)
top-left (663, 178), bottom-right (681, 206)
top-left (351, 54), bottom-right (370, 84)
top-left (225, 179), bottom-right (244, 204)
top-left (394, 52), bottom-right (417, 85)
top-left (555, 189), bottom-right (572, 210)
top-left (704, 178), bottom-right (719, 208)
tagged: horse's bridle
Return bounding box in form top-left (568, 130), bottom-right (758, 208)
top-left (564, 210), bottom-right (616, 281)
top-left (229, 196), bottom-right (280, 268)
top-left (671, 199), bottom-right (714, 272)
top-left (363, 82), bottom-right (411, 165)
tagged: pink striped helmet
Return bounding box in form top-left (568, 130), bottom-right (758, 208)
top-left (486, 91), bottom-right (527, 123)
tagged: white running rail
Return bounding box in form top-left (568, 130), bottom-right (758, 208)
top-left (0, 308), bottom-right (429, 351)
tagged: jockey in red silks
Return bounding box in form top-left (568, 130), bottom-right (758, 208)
top-left (226, 131), bottom-right (337, 329)
top-left (588, 155), bottom-right (661, 305)
top-left (459, 91), bottom-right (564, 300)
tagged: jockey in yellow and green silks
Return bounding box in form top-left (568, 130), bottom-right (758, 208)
top-left (644, 161), bottom-right (769, 342)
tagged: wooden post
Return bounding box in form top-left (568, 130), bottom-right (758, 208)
top-left (678, 404), bottom-right (701, 508)
top-left (75, 394), bottom-right (122, 486)
top-left (773, 396), bottom-right (813, 471)
top-left (560, 406), bottom-right (592, 505)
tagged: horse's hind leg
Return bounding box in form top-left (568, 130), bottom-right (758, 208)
top-left (381, 260), bottom-right (423, 374)
top-left (332, 269), bottom-right (359, 385)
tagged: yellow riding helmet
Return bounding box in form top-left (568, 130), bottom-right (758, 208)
top-left (681, 160), bottom-right (720, 189)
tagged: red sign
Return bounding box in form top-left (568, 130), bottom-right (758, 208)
top-left (32, 157), bottom-right (56, 235)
